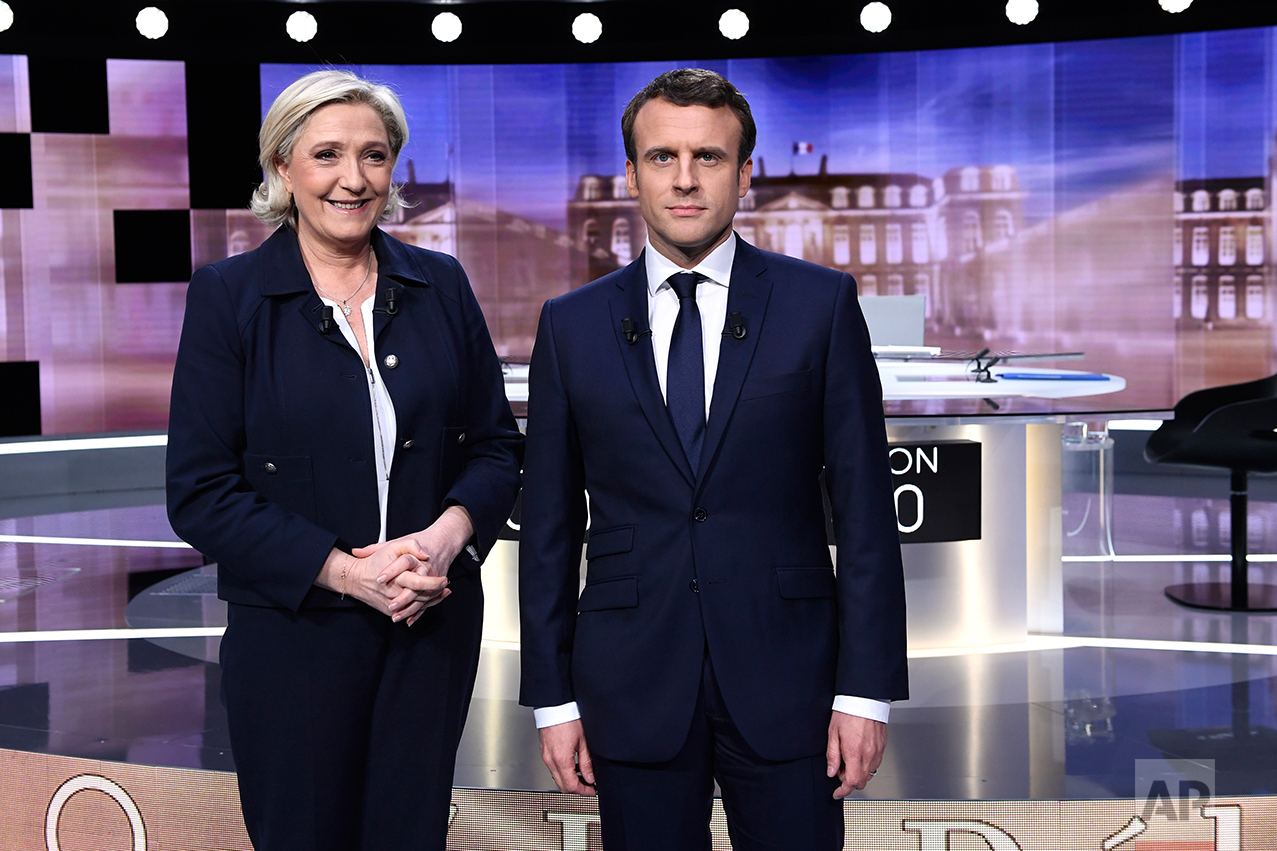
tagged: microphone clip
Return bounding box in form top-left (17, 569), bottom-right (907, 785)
top-left (721, 311), bottom-right (747, 340)
top-left (318, 305), bottom-right (335, 335)
top-left (621, 318), bottom-right (652, 346)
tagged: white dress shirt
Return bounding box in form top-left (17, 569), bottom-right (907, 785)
top-left (534, 235), bottom-right (890, 729)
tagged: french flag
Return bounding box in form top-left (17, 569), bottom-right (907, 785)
top-left (793, 142), bottom-right (814, 155)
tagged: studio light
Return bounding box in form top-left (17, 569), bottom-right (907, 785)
top-left (135, 7), bottom-right (169, 39)
top-left (0, 2), bottom-right (13, 33)
top-left (860, 2), bottom-right (891, 33)
top-left (1158, 0), bottom-right (1192, 10)
top-left (572, 12), bottom-right (602, 44)
top-left (432, 11), bottom-right (462, 43)
top-left (719, 9), bottom-right (749, 40)
top-left (1005, 0), bottom-right (1038, 25)
top-left (286, 10), bottom-right (318, 43)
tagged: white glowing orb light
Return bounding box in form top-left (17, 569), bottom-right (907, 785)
top-left (1005, 0), bottom-right (1038, 25)
top-left (135, 7), bottom-right (169, 39)
top-left (572, 12), bottom-right (602, 44)
top-left (860, 2), bottom-right (891, 33)
top-left (719, 9), bottom-right (749, 40)
top-left (0, 2), bottom-right (14, 33)
top-left (432, 11), bottom-right (462, 42)
top-left (1158, 0), bottom-right (1192, 11)
top-left (286, 10), bottom-right (318, 42)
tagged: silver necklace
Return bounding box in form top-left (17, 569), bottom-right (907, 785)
top-left (312, 249), bottom-right (373, 317)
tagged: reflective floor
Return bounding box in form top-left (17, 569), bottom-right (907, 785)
top-left (3, 486), bottom-right (1277, 800)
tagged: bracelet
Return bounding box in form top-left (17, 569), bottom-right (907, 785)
top-left (340, 558), bottom-right (349, 600)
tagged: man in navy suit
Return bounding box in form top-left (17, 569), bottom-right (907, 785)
top-left (519, 68), bottom-right (908, 850)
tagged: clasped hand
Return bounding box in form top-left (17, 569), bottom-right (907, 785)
top-left (334, 506), bottom-right (474, 626)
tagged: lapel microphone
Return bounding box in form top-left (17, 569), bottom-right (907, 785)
top-left (621, 318), bottom-right (652, 346)
top-left (374, 285), bottom-right (401, 316)
top-left (318, 305), bottom-right (335, 334)
top-left (722, 311), bottom-right (747, 340)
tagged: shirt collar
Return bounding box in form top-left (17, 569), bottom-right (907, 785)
top-left (644, 232), bottom-right (737, 297)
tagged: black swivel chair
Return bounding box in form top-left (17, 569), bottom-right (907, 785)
top-left (1145, 373), bottom-right (1277, 611)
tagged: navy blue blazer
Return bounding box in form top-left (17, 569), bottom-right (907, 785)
top-left (167, 227), bottom-right (523, 612)
top-left (518, 238), bottom-right (908, 764)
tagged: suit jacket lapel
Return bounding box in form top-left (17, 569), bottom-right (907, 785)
top-left (699, 241), bottom-right (773, 483)
top-left (608, 257), bottom-right (696, 487)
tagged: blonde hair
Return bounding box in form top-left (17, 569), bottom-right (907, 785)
top-left (251, 69), bottom-right (410, 229)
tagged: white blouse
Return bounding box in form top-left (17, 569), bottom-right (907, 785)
top-left (319, 294), bottom-right (397, 543)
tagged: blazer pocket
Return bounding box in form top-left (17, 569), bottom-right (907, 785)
top-left (585, 525), bottom-right (634, 560)
top-left (243, 453), bottom-right (316, 521)
top-left (577, 576), bottom-right (639, 612)
top-left (774, 566), bottom-right (836, 600)
top-left (740, 369), bottom-right (812, 401)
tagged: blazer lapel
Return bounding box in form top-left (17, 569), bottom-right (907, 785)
top-left (698, 242), bottom-right (773, 482)
top-left (608, 258), bottom-right (696, 487)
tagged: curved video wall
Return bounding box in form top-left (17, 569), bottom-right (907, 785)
top-left (0, 26), bottom-right (1273, 432)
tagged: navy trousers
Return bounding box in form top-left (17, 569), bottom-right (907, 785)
top-left (219, 568), bottom-right (484, 851)
top-left (591, 651), bottom-right (845, 851)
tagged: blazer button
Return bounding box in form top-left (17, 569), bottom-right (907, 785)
top-left (383, 354), bottom-right (399, 369)
top-left (263, 462), bottom-right (277, 474)
top-left (457, 432), bottom-right (466, 444)
top-left (689, 579), bottom-right (699, 593)
top-left (693, 507), bottom-right (708, 522)
top-left (402, 439), bottom-right (414, 450)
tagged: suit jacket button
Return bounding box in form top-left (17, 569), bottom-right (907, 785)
top-left (693, 508), bottom-right (708, 522)
top-left (457, 432), bottom-right (466, 444)
top-left (383, 354), bottom-right (399, 369)
top-left (263, 462), bottom-right (277, 474)
top-left (402, 439), bottom-right (414, 450)
top-left (689, 579), bottom-right (699, 593)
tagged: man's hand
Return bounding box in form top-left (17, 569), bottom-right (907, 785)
top-left (826, 711), bottom-right (886, 799)
top-left (538, 719), bottom-right (596, 796)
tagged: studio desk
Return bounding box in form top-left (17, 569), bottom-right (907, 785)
top-left (500, 353), bottom-right (1127, 653)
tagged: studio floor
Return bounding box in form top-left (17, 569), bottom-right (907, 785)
top-left (3, 477), bottom-right (1277, 803)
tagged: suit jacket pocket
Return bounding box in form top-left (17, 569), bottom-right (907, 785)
top-left (577, 575), bottom-right (638, 612)
top-left (585, 525), bottom-right (634, 560)
top-left (740, 368), bottom-right (812, 401)
top-left (243, 453), bottom-right (316, 522)
top-left (774, 566), bottom-right (836, 599)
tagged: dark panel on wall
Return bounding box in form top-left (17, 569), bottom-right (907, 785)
top-left (0, 134), bottom-right (33, 209)
top-left (0, 362), bottom-right (41, 437)
top-left (114, 210), bottom-right (192, 283)
top-left (27, 56), bottom-right (109, 135)
top-left (186, 62), bottom-right (263, 210)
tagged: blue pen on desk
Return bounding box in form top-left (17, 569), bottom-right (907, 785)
top-left (998, 372), bottom-right (1109, 381)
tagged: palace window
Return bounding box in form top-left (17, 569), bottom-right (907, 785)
top-left (885, 224), bottom-right (903, 264)
top-left (1190, 276), bottom-right (1208, 319)
top-left (611, 218), bottom-right (632, 265)
top-left (1173, 192), bottom-right (1184, 213)
top-left (858, 186), bottom-right (875, 208)
top-left (784, 223), bottom-right (804, 260)
top-left (612, 175), bottom-right (628, 200)
top-left (1218, 276), bottom-right (1236, 320)
top-left (959, 168), bottom-right (980, 192)
top-left (1192, 190), bottom-right (1210, 212)
top-left (915, 274), bottom-right (932, 317)
top-left (582, 176), bottom-right (602, 201)
top-left (1191, 227), bottom-right (1209, 266)
top-left (860, 225), bottom-right (877, 264)
top-left (1218, 226), bottom-right (1236, 266)
top-left (1247, 277), bottom-right (1264, 319)
top-left (1173, 227), bottom-right (1182, 265)
top-left (991, 166), bottom-right (1014, 191)
top-left (740, 190), bottom-right (756, 211)
top-left (1173, 276), bottom-right (1182, 320)
top-left (833, 225), bottom-right (851, 265)
top-left (860, 274), bottom-right (878, 296)
top-left (886, 274), bottom-right (905, 296)
top-left (1246, 188), bottom-right (1265, 211)
top-left (935, 216), bottom-right (948, 259)
top-left (1218, 189), bottom-right (1238, 211)
top-left (909, 185), bottom-right (928, 207)
top-left (911, 222), bottom-right (929, 264)
top-left (993, 210), bottom-right (1014, 241)
top-left (1247, 226), bottom-right (1265, 264)
top-left (831, 187), bottom-right (850, 209)
top-left (962, 211), bottom-right (982, 254)
top-left (884, 186), bottom-right (902, 208)
top-left (583, 219), bottom-right (600, 248)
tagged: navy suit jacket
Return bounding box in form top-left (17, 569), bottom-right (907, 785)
top-left (519, 238), bottom-right (908, 764)
top-left (167, 227), bottom-right (523, 611)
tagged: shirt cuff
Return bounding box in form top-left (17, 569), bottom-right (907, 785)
top-left (534, 701), bottom-right (582, 729)
top-left (833, 695), bottom-right (890, 724)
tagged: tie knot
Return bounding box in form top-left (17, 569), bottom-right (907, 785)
top-left (668, 272), bottom-right (700, 301)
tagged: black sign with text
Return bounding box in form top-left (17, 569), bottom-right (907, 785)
top-left (886, 440), bottom-right (982, 544)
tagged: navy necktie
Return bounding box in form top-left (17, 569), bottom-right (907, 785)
top-left (666, 272), bottom-right (705, 471)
